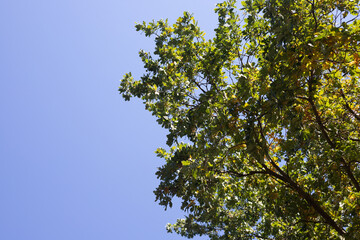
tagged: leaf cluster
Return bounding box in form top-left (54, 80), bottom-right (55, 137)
top-left (119, 0), bottom-right (360, 239)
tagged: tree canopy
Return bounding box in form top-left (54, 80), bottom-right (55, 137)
top-left (119, 0), bottom-right (360, 239)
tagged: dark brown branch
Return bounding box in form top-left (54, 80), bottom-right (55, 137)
top-left (340, 89), bottom-right (360, 122)
top-left (194, 79), bottom-right (206, 93)
top-left (305, 0), bottom-right (318, 31)
top-left (345, 12), bottom-right (360, 24)
top-left (265, 166), bottom-right (346, 237)
top-left (215, 169), bottom-right (267, 178)
top-left (256, 119), bottom-right (346, 236)
top-left (295, 96), bottom-right (309, 101)
top-left (308, 74), bottom-right (360, 192)
top-left (308, 86), bottom-right (335, 148)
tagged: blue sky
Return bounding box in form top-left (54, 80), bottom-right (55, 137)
top-left (0, 0), bottom-right (219, 239)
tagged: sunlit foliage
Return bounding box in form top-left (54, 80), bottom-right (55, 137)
top-left (119, 0), bottom-right (360, 239)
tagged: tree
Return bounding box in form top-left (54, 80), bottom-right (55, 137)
top-left (119, 0), bottom-right (360, 239)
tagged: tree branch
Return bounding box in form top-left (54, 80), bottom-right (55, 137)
top-left (308, 74), bottom-right (360, 192)
top-left (266, 166), bottom-right (347, 237)
top-left (350, 137), bottom-right (360, 142)
top-left (215, 169), bottom-right (267, 178)
top-left (340, 89), bottom-right (360, 122)
top-left (256, 118), bottom-right (346, 237)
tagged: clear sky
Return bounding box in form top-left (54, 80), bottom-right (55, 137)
top-left (0, 0), bottom-right (219, 239)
